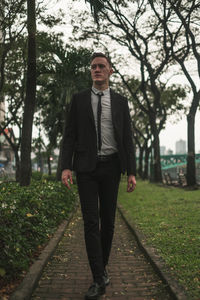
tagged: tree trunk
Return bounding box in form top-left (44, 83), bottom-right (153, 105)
top-left (38, 151), bottom-right (44, 174)
top-left (56, 141), bottom-right (62, 181)
top-left (186, 113), bottom-right (196, 186)
top-left (56, 103), bottom-right (70, 181)
top-left (47, 155), bottom-right (52, 176)
top-left (143, 146), bottom-right (151, 180)
top-left (152, 129), bottom-right (162, 182)
top-left (15, 151), bottom-right (21, 182)
top-left (138, 146), bottom-right (144, 178)
top-left (20, 0), bottom-right (36, 186)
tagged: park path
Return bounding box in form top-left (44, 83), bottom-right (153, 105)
top-left (31, 207), bottom-right (172, 300)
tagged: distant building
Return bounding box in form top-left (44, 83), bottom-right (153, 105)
top-left (166, 149), bottom-right (173, 155)
top-left (176, 139), bottom-right (186, 154)
top-left (160, 146), bottom-right (166, 155)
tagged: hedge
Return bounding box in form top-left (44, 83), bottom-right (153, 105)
top-left (0, 179), bottom-right (77, 281)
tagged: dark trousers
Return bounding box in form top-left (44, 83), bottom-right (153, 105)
top-left (76, 155), bottom-right (121, 283)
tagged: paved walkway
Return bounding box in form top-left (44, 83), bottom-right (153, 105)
top-left (31, 208), bottom-right (172, 300)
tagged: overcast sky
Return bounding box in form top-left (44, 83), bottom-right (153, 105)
top-left (45, 0), bottom-right (200, 153)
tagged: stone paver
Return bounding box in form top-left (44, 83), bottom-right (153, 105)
top-left (31, 208), bottom-right (172, 300)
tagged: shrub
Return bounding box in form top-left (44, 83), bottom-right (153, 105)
top-left (31, 171), bottom-right (43, 181)
top-left (0, 179), bottom-right (77, 281)
top-left (42, 173), bottom-right (57, 181)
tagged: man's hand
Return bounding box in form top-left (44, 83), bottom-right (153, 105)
top-left (127, 175), bottom-right (136, 192)
top-left (62, 169), bottom-right (73, 189)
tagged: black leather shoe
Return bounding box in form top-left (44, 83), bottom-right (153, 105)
top-left (103, 269), bottom-right (110, 286)
top-left (85, 282), bottom-right (106, 300)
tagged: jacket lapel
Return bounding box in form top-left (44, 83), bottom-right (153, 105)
top-left (84, 89), bottom-right (96, 129)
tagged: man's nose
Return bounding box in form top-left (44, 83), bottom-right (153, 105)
top-left (94, 65), bottom-right (101, 71)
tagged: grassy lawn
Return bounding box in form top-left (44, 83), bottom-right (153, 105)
top-left (118, 179), bottom-right (200, 299)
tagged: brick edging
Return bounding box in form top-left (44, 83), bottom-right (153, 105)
top-left (9, 201), bottom-right (79, 300)
top-left (117, 203), bottom-right (188, 300)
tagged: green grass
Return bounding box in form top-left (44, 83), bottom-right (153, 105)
top-left (118, 180), bottom-right (200, 299)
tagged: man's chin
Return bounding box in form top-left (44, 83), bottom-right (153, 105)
top-left (94, 79), bottom-right (105, 85)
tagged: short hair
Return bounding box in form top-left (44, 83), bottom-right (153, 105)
top-left (90, 52), bottom-right (112, 66)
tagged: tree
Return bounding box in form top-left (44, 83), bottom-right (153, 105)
top-left (0, 2), bottom-right (25, 178)
top-left (1, 1), bottom-right (72, 183)
top-left (0, 34), bottom-right (29, 180)
top-left (75, 0), bottom-right (186, 181)
top-left (0, 0), bottom-right (26, 96)
top-left (20, 0), bottom-right (36, 186)
top-left (115, 75), bottom-right (186, 179)
top-left (149, 0), bottom-right (200, 186)
top-left (36, 32), bottom-right (92, 179)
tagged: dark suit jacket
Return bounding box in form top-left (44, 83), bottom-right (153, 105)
top-left (61, 88), bottom-right (136, 176)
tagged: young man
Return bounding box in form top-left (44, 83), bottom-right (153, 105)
top-left (61, 53), bottom-right (136, 300)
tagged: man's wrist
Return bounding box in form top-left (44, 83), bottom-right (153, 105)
top-left (62, 169), bottom-right (72, 173)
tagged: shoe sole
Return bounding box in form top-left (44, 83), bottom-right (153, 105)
top-left (85, 288), bottom-right (105, 300)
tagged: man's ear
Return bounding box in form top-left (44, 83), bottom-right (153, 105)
top-left (109, 68), bottom-right (114, 75)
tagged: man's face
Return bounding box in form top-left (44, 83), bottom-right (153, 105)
top-left (90, 57), bottom-right (113, 87)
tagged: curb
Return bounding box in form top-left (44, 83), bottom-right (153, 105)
top-left (9, 203), bottom-right (79, 300)
top-left (117, 203), bottom-right (188, 300)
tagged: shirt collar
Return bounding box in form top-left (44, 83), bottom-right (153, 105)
top-left (92, 86), bottom-right (110, 96)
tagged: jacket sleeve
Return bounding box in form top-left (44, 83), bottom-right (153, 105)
top-left (61, 95), bottom-right (77, 171)
top-left (123, 99), bottom-right (136, 176)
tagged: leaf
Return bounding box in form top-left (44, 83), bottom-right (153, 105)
top-left (26, 213), bottom-right (34, 217)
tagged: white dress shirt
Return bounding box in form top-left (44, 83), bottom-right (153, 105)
top-left (91, 87), bottom-right (118, 155)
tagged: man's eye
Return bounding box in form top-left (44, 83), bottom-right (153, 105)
top-left (91, 64), bottom-right (105, 69)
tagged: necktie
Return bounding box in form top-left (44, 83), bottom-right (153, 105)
top-left (97, 92), bottom-right (103, 151)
